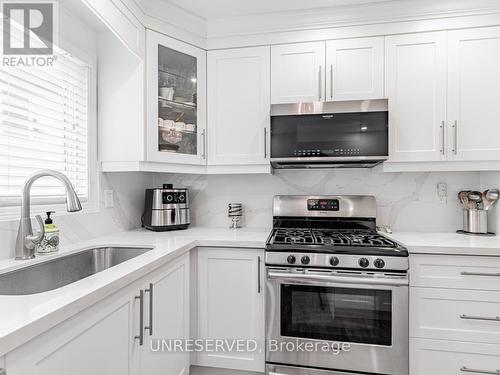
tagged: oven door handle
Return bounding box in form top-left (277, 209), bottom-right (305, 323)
top-left (267, 271), bottom-right (408, 286)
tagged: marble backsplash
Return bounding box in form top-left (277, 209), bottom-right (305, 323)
top-left (153, 168), bottom-right (482, 232)
top-left (0, 168), bottom-right (497, 260)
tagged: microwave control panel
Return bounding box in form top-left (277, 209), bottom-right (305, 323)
top-left (307, 199), bottom-right (340, 211)
top-left (293, 148), bottom-right (361, 157)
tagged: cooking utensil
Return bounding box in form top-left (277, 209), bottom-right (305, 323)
top-left (458, 191), bottom-right (470, 208)
top-left (483, 189), bottom-right (499, 210)
top-left (468, 191), bottom-right (483, 210)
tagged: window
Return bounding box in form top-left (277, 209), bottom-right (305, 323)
top-left (0, 49), bottom-right (91, 208)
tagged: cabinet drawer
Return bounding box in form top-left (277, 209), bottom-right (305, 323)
top-left (410, 254), bottom-right (500, 290)
top-left (411, 287), bottom-right (500, 344)
top-left (411, 338), bottom-right (500, 375)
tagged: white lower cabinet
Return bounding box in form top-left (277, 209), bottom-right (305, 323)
top-left (410, 253), bottom-right (500, 375)
top-left (6, 283), bottom-right (135, 375)
top-left (140, 256), bottom-right (190, 375)
top-left (411, 287), bottom-right (500, 344)
top-left (196, 248), bottom-right (265, 373)
top-left (409, 254), bottom-right (500, 291)
top-left (411, 338), bottom-right (500, 375)
top-left (5, 254), bottom-right (190, 375)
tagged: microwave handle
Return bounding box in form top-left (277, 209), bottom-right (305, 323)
top-left (264, 128), bottom-right (268, 159)
top-left (267, 271), bottom-right (408, 287)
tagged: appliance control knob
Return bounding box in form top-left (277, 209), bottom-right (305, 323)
top-left (330, 257), bottom-right (340, 266)
top-left (374, 258), bottom-right (385, 269)
top-left (178, 194), bottom-right (186, 202)
top-left (287, 255), bottom-right (296, 264)
top-left (359, 258), bottom-right (370, 268)
top-left (165, 194), bottom-right (173, 202)
top-left (301, 255), bottom-right (310, 265)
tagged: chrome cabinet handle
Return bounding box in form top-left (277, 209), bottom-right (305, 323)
top-left (440, 121), bottom-right (445, 155)
top-left (145, 283), bottom-right (154, 336)
top-left (318, 65), bottom-right (322, 100)
top-left (330, 64), bottom-right (334, 99)
top-left (460, 314), bottom-right (500, 322)
top-left (135, 290), bottom-right (144, 346)
top-left (257, 256), bottom-right (262, 293)
top-left (201, 129), bottom-right (206, 160)
top-left (264, 128), bottom-right (268, 159)
top-left (460, 366), bottom-right (500, 374)
top-left (461, 271), bottom-right (500, 277)
top-left (452, 120), bottom-right (458, 155)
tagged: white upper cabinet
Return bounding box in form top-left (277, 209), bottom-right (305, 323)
top-left (385, 32), bottom-right (447, 162)
top-left (271, 42), bottom-right (326, 104)
top-left (447, 27), bottom-right (500, 161)
top-left (326, 37), bottom-right (384, 101)
top-left (146, 30), bottom-right (207, 165)
top-left (208, 47), bottom-right (271, 167)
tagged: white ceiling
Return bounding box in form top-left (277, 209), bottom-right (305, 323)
top-left (161, 0), bottom-right (392, 20)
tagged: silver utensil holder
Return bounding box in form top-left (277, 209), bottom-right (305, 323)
top-left (463, 209), bottom-right (488, 234)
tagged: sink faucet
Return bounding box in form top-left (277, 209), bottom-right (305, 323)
top-left (15, 169), bottom-right (82, 260)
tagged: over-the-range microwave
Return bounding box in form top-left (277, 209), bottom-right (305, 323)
top-left (270, 99), bottom-right (389, 169)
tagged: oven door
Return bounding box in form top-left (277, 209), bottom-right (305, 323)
top-left (266, 268), bottom-right (408, 375)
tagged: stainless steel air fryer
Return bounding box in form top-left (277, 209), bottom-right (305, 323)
top-left (142, 184), bottom-right (190, 231)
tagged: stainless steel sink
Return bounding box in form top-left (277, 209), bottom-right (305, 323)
top-left (0, 246), bottom-right (153, 295)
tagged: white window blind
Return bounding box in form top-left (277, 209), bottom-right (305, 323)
top-left (0, 51), bottom-right (89, 207)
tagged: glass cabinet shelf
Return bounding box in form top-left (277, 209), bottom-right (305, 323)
top-left (158, 97), bottom-right (197, 109)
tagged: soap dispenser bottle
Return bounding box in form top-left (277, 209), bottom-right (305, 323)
top-left (36, 211), bottom-right (60, 255)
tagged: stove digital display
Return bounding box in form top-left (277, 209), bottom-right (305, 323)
top-left (307, 199), bottom-right (340, 211)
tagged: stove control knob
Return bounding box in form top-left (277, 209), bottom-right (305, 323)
top-left (330, 257), bottom-right (339, 266)
top-left (374, 258), bottom-right (385, 269)
top-left (359, 258), bottom-right (370, 268)
top-left (301, 255), bottom-right (310, 265)
top-left (287, 255), bottom-right (296, 264)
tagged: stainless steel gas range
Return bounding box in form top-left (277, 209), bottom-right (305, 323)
top-left (265, 195), bottom-right (409, 375)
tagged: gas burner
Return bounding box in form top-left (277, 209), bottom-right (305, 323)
top-left (272, 228), bottom-right (314, 244)
top-left (348, 233), bottom-right (398, 247)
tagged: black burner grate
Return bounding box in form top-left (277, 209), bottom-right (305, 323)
top-left (271, 228), bottom-right (398, 248)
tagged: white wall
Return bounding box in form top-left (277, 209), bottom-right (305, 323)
top-left (153, 169), bottom-right (480, 232)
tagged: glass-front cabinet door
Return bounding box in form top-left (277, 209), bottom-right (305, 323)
top-left (146, 30), bottom-right (206, 165)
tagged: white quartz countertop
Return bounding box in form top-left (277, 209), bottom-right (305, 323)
top-left (1, 226), bottom-right (500, 357)
top-left (386, 231), bottom-right (500, 256)
top-left (0, 227), bottom-right (269, 356)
